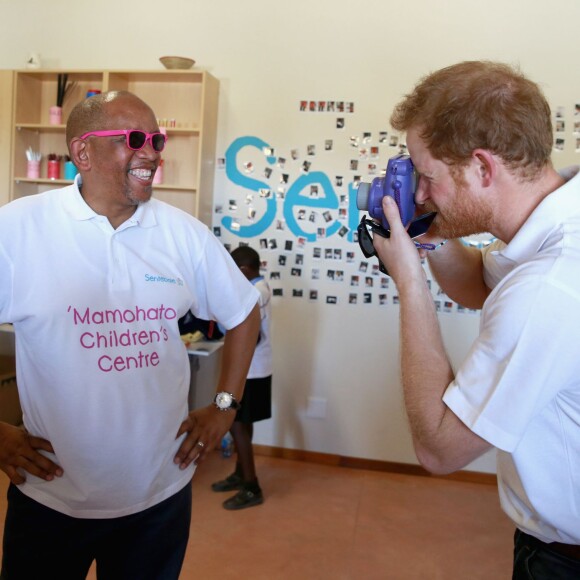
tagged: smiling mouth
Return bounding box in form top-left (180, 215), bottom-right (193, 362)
top-left (128, 168), bottom-right (153, 181)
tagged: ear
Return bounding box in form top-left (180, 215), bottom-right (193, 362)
top-left (472, 149), bottom-right (495, 187)
top-left (69, 138), bottom-right (91, 171)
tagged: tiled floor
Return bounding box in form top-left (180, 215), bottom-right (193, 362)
top-left (0, 453), bottom-right (514, 579)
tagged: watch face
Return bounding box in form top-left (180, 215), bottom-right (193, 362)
top-left (216, 392), bottom-right (233, 409)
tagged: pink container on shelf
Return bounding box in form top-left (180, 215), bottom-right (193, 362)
top-left (27, 160), bottom-right (40, 179)
top-left (49, 106), bottom-right (62, 125)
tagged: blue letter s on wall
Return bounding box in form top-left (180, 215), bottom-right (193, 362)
top-left (221, 136), bottom-right (358, 242)
top-left (221, 136), bottom-right (277, 238)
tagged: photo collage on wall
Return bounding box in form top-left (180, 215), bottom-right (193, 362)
top-left (211, 95), bottom-right (580, 313)
top-left (554, 102), bottom-right (580, 153)
top-left (212, 117), bottom-right (436, 310)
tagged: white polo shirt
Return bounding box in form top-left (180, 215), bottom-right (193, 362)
top-left (443, 166), bottom-right (580, 543)
top-left (0, 179), bottom-right (259, 518)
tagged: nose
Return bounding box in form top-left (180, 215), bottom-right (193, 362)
top-left (136, 140), bottom-right (161, 160)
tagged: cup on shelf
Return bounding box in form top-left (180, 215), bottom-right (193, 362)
top-left (64, 161), bottom-right (78, 180)
top-left (49, 106), bottom-right (62, 125)
top-left (47, 159), bottom-right (61, 180)
top-left (26, 160), bottom-right (40, 179)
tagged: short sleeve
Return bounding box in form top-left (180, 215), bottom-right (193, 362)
top-left (0, 243), bottom-right (14, 323)
top-left (481, 239), bottom-right (508, 289)
top-left (444, 272), bottom-right (580, 452)
top-left (189, 233), bottom-right (259, 330)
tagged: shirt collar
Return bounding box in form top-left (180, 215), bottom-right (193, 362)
top-left (493, 166), bottom-right (580, 265)
top-left (62, 174), bottom-right (158, 229)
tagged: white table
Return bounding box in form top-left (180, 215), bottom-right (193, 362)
top-left (186, 339), bottom-right (224, 409)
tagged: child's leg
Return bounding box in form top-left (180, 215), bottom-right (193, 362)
top-left (222, 421), bottom-right (263, 510)
top-left (230, 421), bottom-right (256, 483)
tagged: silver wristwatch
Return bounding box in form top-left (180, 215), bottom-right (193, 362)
top-left (213, 392), bottom-right (241, 411)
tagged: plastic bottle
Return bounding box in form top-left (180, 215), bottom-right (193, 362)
top-left (221, 432), bottom-right (234, 458)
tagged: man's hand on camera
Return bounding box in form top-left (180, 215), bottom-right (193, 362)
top-left (373, 196), bottom-right (425, 286)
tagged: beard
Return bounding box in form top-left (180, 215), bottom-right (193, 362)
top-left (430, 209), bottom-right (492, 239)
top-left (123, 181), bottom-right (153, 206)
top-left (423, 187), bottom-right (494, 240)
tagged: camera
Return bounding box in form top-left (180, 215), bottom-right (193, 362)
top-left (356, 154), bottom-right (417, 230)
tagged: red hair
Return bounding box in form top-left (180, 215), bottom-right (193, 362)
top-left (390, 61), bottom-right (553, 181)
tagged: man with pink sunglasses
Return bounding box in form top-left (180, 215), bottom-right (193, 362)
top-left (0, 91), bottom-right (260, 579)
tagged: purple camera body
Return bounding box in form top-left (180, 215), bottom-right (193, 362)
top-left (356, 154), bottom-right (416, 230)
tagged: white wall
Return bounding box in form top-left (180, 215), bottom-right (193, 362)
top-left (2, 0), bottom-right (580, 473)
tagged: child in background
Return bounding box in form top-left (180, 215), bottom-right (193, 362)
top-left (212, 246), bottom-right (273, 510)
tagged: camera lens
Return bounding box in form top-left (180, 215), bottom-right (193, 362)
top-left (356, 182), bottom-right (371, 211)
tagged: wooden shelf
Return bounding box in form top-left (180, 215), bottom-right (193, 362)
top-left (13, 178), bottom-right (197, 193)
top-left (153, 184), bottom-right (197, 193)
top-left (15, 124), bottom-right (200, 136)
top-left (14, 177), bottom-right (71, 185)
top-left (5, 69), bottom-right (219, 225)
top-left (16, 124), bottom-right (65, 131)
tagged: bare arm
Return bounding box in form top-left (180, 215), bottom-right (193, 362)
top-left (424, 240), bottom-right (491, 309)
top-left (374, 197), bottom-right (491, 474)
top-left (174, 304), bottom-right (261, 468)
top-left (398, 272), bottom-right (491, 473)
top-left (215, 303), bottom-right (262, 402)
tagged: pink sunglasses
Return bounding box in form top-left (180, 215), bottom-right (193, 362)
top-left (80, 129), bottom-right (167, 152)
